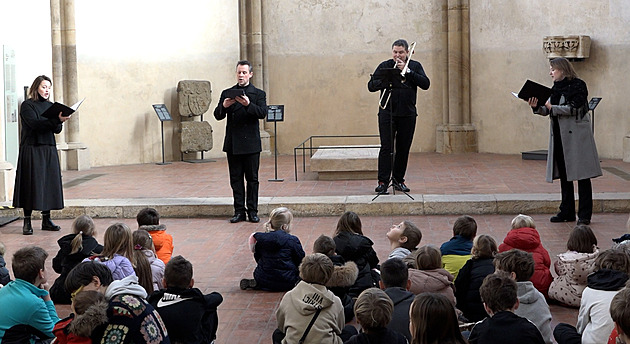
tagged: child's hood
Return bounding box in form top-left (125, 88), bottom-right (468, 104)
top-left (503, 227), bottom-right (541, 249)
top-left (68, 300), bottom-right (109, 337)
top-left (289, 281), bottom-right (337, 316)
top-left (139, 224), bottom-right (167, 232)
top-left (254, 230), bottom-right (293, 251)
top-left (326, 261), bottom-right (359, 288)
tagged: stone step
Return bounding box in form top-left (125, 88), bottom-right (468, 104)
top-left (310, 145), bottom-right (379, 180)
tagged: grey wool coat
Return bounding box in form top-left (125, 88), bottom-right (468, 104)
top-left (534, 95), bottom-right (602, 182)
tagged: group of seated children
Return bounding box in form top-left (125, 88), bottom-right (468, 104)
top-left (242, 208), bottom-right (630, 344)
top-left (0, 207), bottom-right (224, 344)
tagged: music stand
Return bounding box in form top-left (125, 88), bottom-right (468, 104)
top-left (370, 68), bottom-right (414, 201)
top-left (267, 105), bottom-right (284, 182)
top-left (152, 104), bottom-right (172, 165)
top-left (588, 97), bottom-right (602, 136)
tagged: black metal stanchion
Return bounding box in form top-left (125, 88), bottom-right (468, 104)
top-left (152, 104), bottom-right (172, 165)
top-left (267, 105), bottom-right (284, 182)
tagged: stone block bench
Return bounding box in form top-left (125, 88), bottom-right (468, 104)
top-left (310, 145), bottom-right (379, 180)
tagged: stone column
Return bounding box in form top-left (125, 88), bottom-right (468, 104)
top-left (50, 0), bottom-right (90, 170)
top-left (239, 0), bottom-right (270, 155)
top-left (436, 0), bottom-right (477, 153)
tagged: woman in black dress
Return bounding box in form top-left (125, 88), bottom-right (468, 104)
top-left (13, 75), bottom-right (70, 235)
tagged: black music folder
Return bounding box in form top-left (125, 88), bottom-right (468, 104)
top-left (42, 98), bottom-right (85, 119)
top-left (512, 80), bottom-right (552, 108)
top-left (224, 89), bottom-right (246, 99)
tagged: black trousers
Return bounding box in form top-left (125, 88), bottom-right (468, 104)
top-left (227, 152), bottom-right (260, 215)
top-left (553, 323), bottom-right (581, 344)
top-left (377, 115), bottom-right (416, 183)
top-left (552, 119), bottom-right (593, 220)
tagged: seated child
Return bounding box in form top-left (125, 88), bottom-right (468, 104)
top-left (0, 246), bottom-right (60, 343)
top-left (241, 207), bottom-right (305, 291)
top-left (83, 223), bottom-right (137, 280)
top-left (553, 248), bottom-right (630, 344)
top-left (332, 211), bottom-right (380, 297)
top-left (386, 220), bottom-right (422, 260)
top-left (454, 234), bottom-right (498, 322)
top-left (344, 288), bottom-right (407, 344)
top-left (468, 274), bottom-right (545, 344)
top-left (137, 207), bottom-right (174, 263)
top-left (609, 287), bottom-right (630, 344)
top-left (494, 249), bottom-right (553, 344)
top-left (498, 214), bottom-right (553, 297)
top-left (440, 215), bottom-right (477, 279)
top-left (133, 230), bottom-right (165, 292)
top-left (408, 245), bottom-right (456, 304)
top-left (548, 224), bottom-right (599, 307)
top-left (313, 234), bottom-right (358, 322)
top-left (53, 290), bottom-right (108, 344)
top-left (50, 215), bottom-right (103, 304)
top-left (379, 258), bottom-right (415, 342)
top-left (148, 255), bottom-right (223, 344)
top-left (410, 293), bottom-right (467, 344)
top-left (273, 253), bottom-right (357, 344)
top-left (0, 242), bottom-right (10, 286)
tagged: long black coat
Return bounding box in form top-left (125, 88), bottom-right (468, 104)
top-left (454, 257), bottom-right (495, 322)
top-left (12, 99), bottom-right (64, 210)
top-left (213, 83), bottom-right (267, 155)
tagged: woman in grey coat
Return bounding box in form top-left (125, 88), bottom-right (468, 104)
top-left (527, 57), bottom-right (602, 225)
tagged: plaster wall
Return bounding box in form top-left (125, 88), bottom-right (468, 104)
top-left (262, 0), bottom-right (444, 154)
top-left (74, 1), bottom-right (238, 166)
top-left (470, 0), bottom-right (630, 159)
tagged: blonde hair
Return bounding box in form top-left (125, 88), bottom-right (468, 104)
top-left (511, 214), bottom-right (536, 229)
top-left (70, 215), bottom-right (96, 255)
top-left (101, 223), bottom-right (134, 260)
top-left (264, 207), bottom-right (293, 233)
top-left (299, 253), bottom-right (334, 284)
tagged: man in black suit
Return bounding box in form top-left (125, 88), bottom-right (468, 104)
top-left (214, 60), bottom-right (268, 223)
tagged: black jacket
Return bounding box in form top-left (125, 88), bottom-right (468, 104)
top-left (0, 255), bottom-right (10, 286)
top-left (469, 311), bottom-right (545, 344)
top-left (343, 327), bottom-right (408, 344)
top-left (148, 287), bottom-right (223, 344)
top-left (334, 231), bottom-right (380, 297)
top-left (384, 287), bottom-right (414, 342)
top-left (454, 257), bottom-right (495, 322)
top-left (50, 234), bottom-right (103, 304)
top-left (253, 230), bottom-right (305, 291)
top-left (367, 59), bottom-right (430, 117)
top-left (213, 83), bottom-right (267, 155)
top-left (19, 99), bottom-right (63, 145)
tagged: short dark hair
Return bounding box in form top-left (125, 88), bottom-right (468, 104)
top-left (392, 39), bottom-right (409, 51)
top-left (164, 255), bottom-right (193, 289)
top-left (594, 248), bottom-right (630, 275)
top-left (237, 60), bottom-right (253, 72)
top-left (12, 246), bottom-right (48, 283)
top-left (610, 288), bottom-right (630, 338)
top-left (415, 245), bottom-right (442, 270)
top-left (472, 234), bottom-right (498, 259)
top-left (313, 234), bottom-right (336, 256)
top-left (137, 207), bottom-right (160, 226)
top-left (65, 261), bottom-right (114, 295)
top-left (401, 221), bottom-right (422, 251)
top-left (354, 288), bottom-right (393, 332)
top-left (480, 274), bottom-right (518, 313)
top-left (493, 249), bottom-right (535, 282)
top-left (299, 253), bottom-right (334, 285)
top-left (380, 258), bottom-right (408, 289)
top-left (567, 225), bottom-right (598, 253)
top-left (28, 75), bottom-right (52, 100)
top-left (453, 215), bottom-right (477, 240)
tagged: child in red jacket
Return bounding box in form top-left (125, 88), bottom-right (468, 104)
top-left (498, 214), bottom-right (553, 297)
top-left (53, 290), bottom-right (108, 344)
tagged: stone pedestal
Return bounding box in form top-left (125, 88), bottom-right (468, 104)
top-left (624, 133), bottom-right (630, 163)
top-left (311, 146), bottom-right (379, 180)
top-left (65, 146), bottom-right (91, 171)
top-left (436, 124), bottom-right (477, 154)
top-left (261, 128), bottom-right (271, 156)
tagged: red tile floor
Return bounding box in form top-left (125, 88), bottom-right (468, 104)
top-left (0, 153), bottom-right (629, 343)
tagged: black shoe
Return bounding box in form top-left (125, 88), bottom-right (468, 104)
top-left (41, 216), bottom-right (61, 231)
top-left (393, 182), bottom-right (410, 192)
top-left (239, 278), bottom-right (257, 290)
top-left (22, 217), bottom-right (33, 236)
top-left (550, 214), bottom-right (576, 223)
top-left (374, 182), bottom-right (389, 194)
top-left (229, 213), bottom-right (246, 223)
top-left (248, 213), bottom-right (260, 223)
top-left (577, 218), bottom-right (591, 225)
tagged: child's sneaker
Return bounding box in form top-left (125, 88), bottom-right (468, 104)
top-left (240, 278), bottom-right (257, 290)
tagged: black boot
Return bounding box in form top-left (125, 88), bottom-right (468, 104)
top-left (41, 213), bottom-right (61, 231)
top-left (22, 216), bottom-right (33, 235)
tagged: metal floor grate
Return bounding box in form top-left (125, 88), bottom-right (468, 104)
top-left (63, 173), bottom-right (105, 188)
top-left (602, 167), bottom-right (630, 181)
